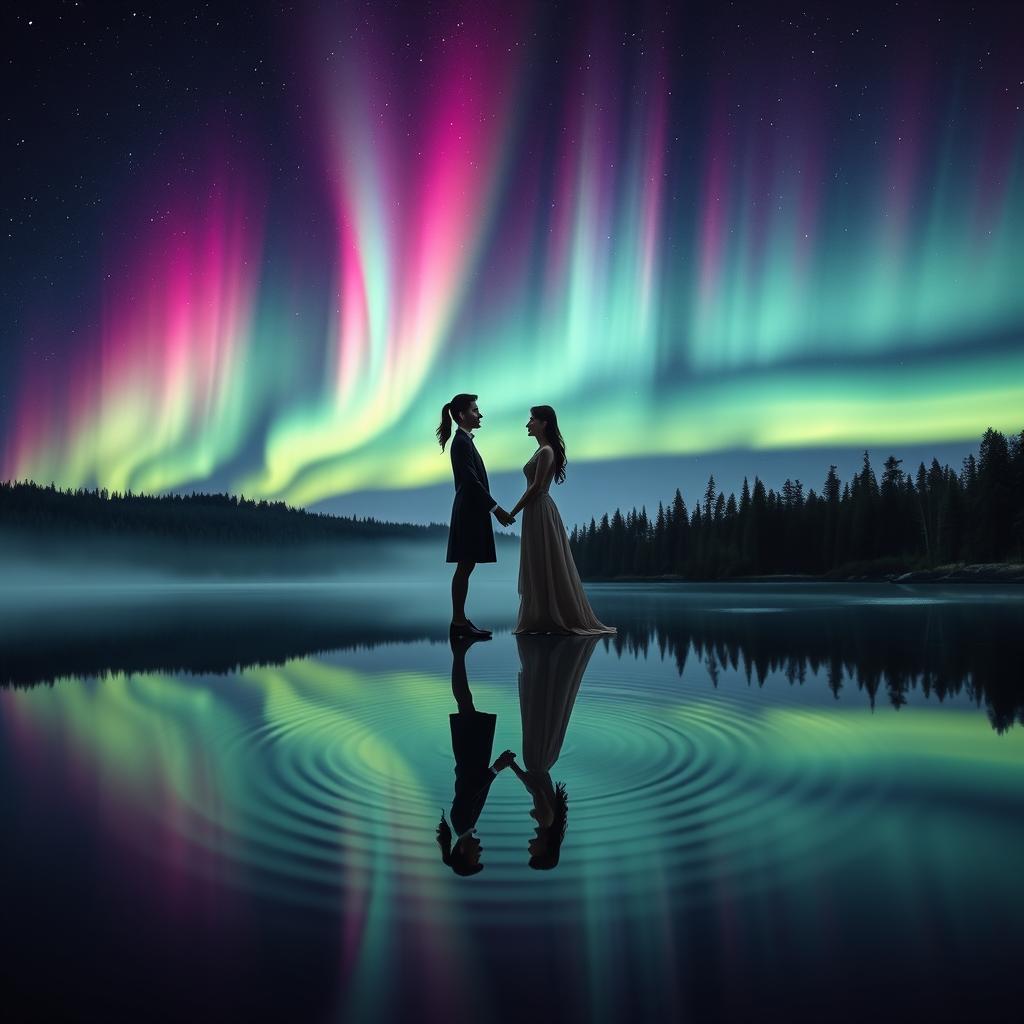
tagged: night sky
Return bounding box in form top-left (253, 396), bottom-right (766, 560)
top-left (3, 1), bottom-right (1022, 525)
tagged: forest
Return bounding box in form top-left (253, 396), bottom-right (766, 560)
top-left (569, 427), bottom-right (1024, 579)
top-left (0, 481), bottom-right (446, 545)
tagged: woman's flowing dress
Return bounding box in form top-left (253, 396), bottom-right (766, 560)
top-left (516, 634), bottom-right (598, 771)
top-left (514, 447), bottom-right (616, 635)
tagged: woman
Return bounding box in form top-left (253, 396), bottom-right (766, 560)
top-left (509, 405), bottom-right (615, 635)
top-left (508, 634), bottom-right (599, 870)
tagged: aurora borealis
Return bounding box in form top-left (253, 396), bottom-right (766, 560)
top-left (3, 2), bottom-right (1023, 513)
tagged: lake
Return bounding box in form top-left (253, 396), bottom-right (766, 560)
top-left (2, 581), bottom-right (1022, 1022)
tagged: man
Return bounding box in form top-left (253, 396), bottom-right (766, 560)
top-left (435, 393), bottom-right (514, 639)
top-left (435, 635), bottom-right (516, 876)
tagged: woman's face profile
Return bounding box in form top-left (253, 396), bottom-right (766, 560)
top-left (528, 828), bottom-right (548, 859)
top-left (529, 800), bottom-right (554, 828)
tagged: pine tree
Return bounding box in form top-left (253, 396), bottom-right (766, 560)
top-left (689, 501), bottom-right (703, 576)
top-left (976, 428), bottom-right (1012, 561)
top-left (703, 475), bottom-right (716, 521)
top-left (743, 478), bottom-right (767, 573)
top-left (1010, 431), bottom-right (1024, 561)
top-left (610, 508), bottom-right (627, 576)
top-left (654, 501), bottom-right (667, 573)
top-left (598, 513), bottom-right (611, 576)
top-left (739, 477), bottom-right (751, 515)
top-left (851, 451), bottom-right (879, 560)
top-left (938, 469), bottom-right (963, 563)
top-left (670, 489), bottom-right (688, 574)
top-left (822, 465), bottom-right (841, 567)
top-left (879, 456), bottom-right (905, 557)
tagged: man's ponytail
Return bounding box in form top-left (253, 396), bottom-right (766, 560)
top-left (436, 403), bottom-right (453, 451)
top-left (436, 812), bottom-right (454, 864)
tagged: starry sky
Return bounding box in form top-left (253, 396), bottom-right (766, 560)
top-left (2, 1), bottom-right (1022, 526)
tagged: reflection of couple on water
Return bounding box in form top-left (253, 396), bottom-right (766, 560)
top-left (437, 633), bottom-right (599, 875)
top-left (437, 393), bottom-right (615, 639)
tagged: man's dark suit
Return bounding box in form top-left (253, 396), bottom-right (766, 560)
top-left (446, 428), bottom-right (497, 563)
top-left (448, 709), bottom-right (498, 836)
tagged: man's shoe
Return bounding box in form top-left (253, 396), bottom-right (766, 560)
top-left (466, 619), bottom-right (492, 636)
top-left (449, 633), bottom-right (486, 652)
top-left (450, 621), bottom-right (492, 639)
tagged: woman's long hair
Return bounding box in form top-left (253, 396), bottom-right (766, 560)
top-left (528, 782), bottom-right (568, 870)
top-left (436, 812), bottom-right (484, 876)
top-left (436, 393), bottom-right (478, 452)
top-left (531, 405), bottom-right (567, 484)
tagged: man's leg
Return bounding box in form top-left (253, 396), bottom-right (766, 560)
top-left (450, 638), bottom-right (475, 712)
top-left (451, 561), bottom-right (475, 625)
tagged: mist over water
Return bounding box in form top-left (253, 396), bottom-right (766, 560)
top-left (0, 533), bottom-right (522, 588)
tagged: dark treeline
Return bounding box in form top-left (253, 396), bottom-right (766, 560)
top-left (571, 427), bottom-right (1024, 579)
top-left (0, 479), bottom-right (446, 544)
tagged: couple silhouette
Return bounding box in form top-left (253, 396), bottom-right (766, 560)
top-left (436, 631), bottom-right (599, 876)
top-left (436, 393), bottom-right (615, 638)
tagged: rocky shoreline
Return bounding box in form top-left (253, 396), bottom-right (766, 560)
top-left (889, 563), bottom-right (1024, 584)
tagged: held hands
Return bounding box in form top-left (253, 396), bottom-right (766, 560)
top-left (493, 506), bottom-right (516, 528)
top-left (492, 749), bottom-right (517, 772)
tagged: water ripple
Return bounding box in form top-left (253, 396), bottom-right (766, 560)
top-left (153, 664), bottom-right (892, 919)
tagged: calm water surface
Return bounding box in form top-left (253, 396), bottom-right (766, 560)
top-left (2, 582), bottom-right (1022, 1022)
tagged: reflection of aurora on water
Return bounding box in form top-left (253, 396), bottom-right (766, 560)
top-left (3, 640), bottom-right (1023, 924)
top-left (4, 5), bottom-right (1024, 505)
top-left (4, 583), bottom-right (1024, 1022)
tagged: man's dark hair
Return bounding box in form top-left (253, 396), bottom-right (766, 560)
top-left (436, 812), bottom-right (484, 876)
top-left (436, 394), bottom-right (478, 452)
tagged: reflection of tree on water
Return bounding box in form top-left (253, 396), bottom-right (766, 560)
top-left (4, 586), bottom-right (1021, 734)
top-left (0, 592), bottom-right (450, 688)
top-left (508, 635), bottom-right (599, 869)
top-left (607, 595), bottom-right (1024, 733)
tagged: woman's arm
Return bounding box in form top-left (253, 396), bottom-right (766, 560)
top-left (508, 760), bottom-right (536, 792)
top-left (510, 447), bottom-right (554, 518)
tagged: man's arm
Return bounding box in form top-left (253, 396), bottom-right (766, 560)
top-left (452, 437), bottom-right (497, 509)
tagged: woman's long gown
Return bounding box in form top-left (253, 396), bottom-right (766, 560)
top-left (516, 634), bottom-right (599, 773)
top-left (514, 447), bottom-right (616, 635)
